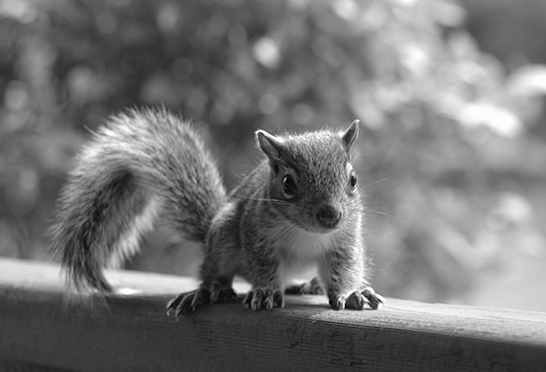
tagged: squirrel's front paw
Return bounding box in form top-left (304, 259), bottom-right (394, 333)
top-left (166, 284), bottom-right (238, 319)
top-left (166, 288), bottom-right (211, 319)
top-left (330, 287), bottom-right (385, 311)
top-left (244, 288), bottom-right (284, 311)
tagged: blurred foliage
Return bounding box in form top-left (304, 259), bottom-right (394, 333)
top-left (1, 0), bottom-right (545, 304)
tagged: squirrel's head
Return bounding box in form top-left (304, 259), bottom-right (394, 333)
top-left (255, 120), bottom-right (362, 234)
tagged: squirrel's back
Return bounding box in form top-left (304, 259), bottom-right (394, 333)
top-left (50, 108), bottom-right (226, 292)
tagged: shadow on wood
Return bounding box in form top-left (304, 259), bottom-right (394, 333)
top-left (1, 258), bottom-right (545, 372)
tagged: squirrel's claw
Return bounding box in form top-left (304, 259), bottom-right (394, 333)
top-left (167, 284), bottom-right (239, 319)
top-left (330, 287), bottom-right (385, 311)
top-left (166, 294), bottom-right (183, 318)
top-left (244, 288), bottom-right (284, 311)
top-left (166, 289), bottom-right (209, 319)
top-left (362, 286), bottom-right (385, 310)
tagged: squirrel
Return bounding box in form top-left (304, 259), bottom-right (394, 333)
top-left (50, 107), bottom-right (384, 318)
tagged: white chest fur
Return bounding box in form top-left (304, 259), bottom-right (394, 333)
top-left (267, 223), bottom-right (338, 289)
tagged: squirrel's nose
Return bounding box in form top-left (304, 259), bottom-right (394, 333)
top-left (316, 205), bottom-right (342, 228)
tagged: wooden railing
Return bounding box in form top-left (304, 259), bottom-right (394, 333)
top-left (1, 258), bottom-right (545, 372)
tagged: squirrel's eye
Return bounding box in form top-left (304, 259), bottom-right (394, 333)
top-left (282, 174), bottom-right (297, 198)
top-left (349, 171), bottom-right (357, 190)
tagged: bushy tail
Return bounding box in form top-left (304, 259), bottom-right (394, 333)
top-left (50, 108), bottom-right (227, 292)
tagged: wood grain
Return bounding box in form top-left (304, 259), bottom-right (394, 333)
top-left (1, 258), bottom-right (545, 372)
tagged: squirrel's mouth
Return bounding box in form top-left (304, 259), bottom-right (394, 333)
top-left (308, 224), bottom-right (341, 234)
top-left (302, 218), bottom-right (343, 234)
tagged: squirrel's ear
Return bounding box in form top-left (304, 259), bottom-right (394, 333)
top-left (256, 130), bottom-right (284, 160)
top-left (341, 120), bottom-right (359, 151)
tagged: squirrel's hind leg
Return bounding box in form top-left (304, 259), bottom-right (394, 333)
top-left (166, 280), bottom-right (238, 319)
top-left (284, 277), bottom-right (324, 295)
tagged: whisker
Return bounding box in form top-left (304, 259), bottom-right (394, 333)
top-left (362, 177), bottom-right (388, 189)
top-left (368, 177), bottom-right (414, 198)
top-left (243, 197), bottom-right (289, 204)
top-left (366, 209), bottom-right (390, 217)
